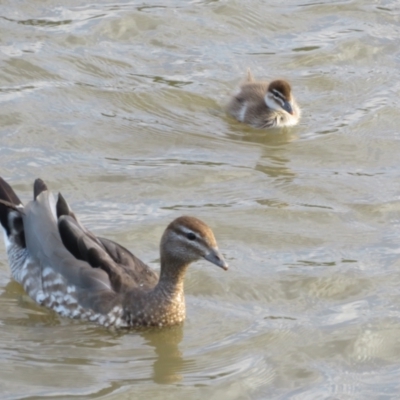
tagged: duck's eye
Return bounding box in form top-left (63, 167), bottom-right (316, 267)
top-left (187, 232), bottom-right (196, 241)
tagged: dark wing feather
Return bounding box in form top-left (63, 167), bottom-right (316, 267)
top-left (33, 178), bottom-right (48, 200)
top-left (58, 215), bottom-right (128, 292)
top-left (97, 237), bottom-right (158, 289)
top-left (56, 194), bottom-right (158, 292)
top-left (0, 177), bottom-right (25, 248)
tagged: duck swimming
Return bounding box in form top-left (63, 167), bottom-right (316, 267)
top-left (226, 69), bottom-right (301, 129)
top-left (0, 177), bottom-right (228, 328)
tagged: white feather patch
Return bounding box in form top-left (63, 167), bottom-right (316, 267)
top-left (1, 228), bottom-right (11, 251)
top-left (238, 102), bottom-right (248, 122)
top-left (264, 95), bottom-right (280, 111)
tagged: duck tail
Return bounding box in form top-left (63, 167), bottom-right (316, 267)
top-left (33, 178), bottom-right (48, 200)
top-left (0, 177), bottom-right (25, 248)
top-left (246, 68), bottom-right (254, 82)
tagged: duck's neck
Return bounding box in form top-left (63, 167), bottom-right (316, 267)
top-left (134, 258), bottom-right (187, 326)
top-left (156, 257), bottom-right (189, 298)
top-left (123, 258), bottom-right (189, 327)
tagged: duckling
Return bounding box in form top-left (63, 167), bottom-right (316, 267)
top-left (226, 69), bottom-right (301, 129)
top-left (0, 177), bottom-right (228, 328)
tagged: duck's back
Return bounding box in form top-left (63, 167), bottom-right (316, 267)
top-left (227, 82), bottom-right (278, 128)
top-left (3, 180), bottom-right (159, 327)
top-left (18, 191), bottom-right (122, 322)
top-left (1, 177), bottom-right (229, 328)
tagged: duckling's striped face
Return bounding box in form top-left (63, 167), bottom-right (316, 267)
top-left (162, 216), bottom-right (228, 270)
top-left (265, 80), bottom-right (294, 115)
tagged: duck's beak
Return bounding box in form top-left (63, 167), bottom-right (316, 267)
top-left (283, 100), bottom-right (293, 115)
top-left (204, 248), bottom-right (228, 270)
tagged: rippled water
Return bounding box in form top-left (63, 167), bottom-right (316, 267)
top-left (1, 0), bottom-right (400, 398)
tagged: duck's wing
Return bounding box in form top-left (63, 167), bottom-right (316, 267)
top-left (0, 178), bottom-right (119, 315)
top-left (56, 192), bottom-right (158, 292)
top-left (0, 177), bottom-right (25, 249)
top-left (97, 237), bottom-right (159, 288)
top-left (23, 182), bottom-right (114, 294)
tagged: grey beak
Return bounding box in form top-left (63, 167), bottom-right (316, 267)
top-left (283, 100), bottom-right (293, 115)
top-left (203, 248), bottom-right (228, 271)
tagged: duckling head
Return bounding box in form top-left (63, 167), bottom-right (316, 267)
top-left (264, 80), bottom-right (294, 115)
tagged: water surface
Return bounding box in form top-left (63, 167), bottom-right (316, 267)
top-left (1, 0), bottom-right (400, 398)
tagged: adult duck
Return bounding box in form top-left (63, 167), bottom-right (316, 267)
top-left (0, 177), bottom-right (228, 328)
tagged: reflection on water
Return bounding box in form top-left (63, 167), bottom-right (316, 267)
top-left (224, 120), bottom-right (299, 145)
top-left (142, 325), bottom-right (187, 384)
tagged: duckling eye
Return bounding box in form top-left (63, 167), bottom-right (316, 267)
top-left (187, 232), bottom-right (196, 241)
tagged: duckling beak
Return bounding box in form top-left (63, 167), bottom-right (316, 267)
top-left (204, 248), bottom-right (229, 271)
top-left (283, 101), bottom-right (293, 115)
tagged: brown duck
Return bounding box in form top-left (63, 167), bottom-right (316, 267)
top-left (226, 69), bottom-right (301, 129)
top-left (0, 177), bottom-right (228, 328)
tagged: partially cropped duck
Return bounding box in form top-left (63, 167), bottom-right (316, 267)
top-left (0, 177), bottom-right (228, 328)
top-left (226, 69), bottom-right (301, 129)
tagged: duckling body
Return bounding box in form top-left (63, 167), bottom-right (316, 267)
top-left (0, 178), bottom-right (228, 328)
top-left (226, 69), bottom-right (301, 129)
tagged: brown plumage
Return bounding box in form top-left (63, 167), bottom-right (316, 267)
top-left (226, 69), bottom-right (301, 129)
top-left (0, 177), bottom-right (228, 328)
top-left (268, 80), bottom-right (292, 101)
